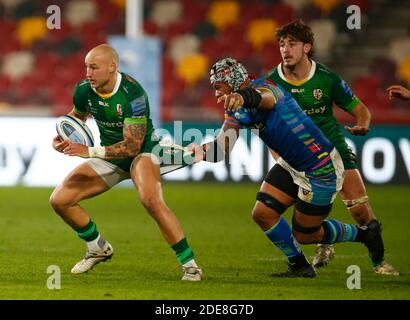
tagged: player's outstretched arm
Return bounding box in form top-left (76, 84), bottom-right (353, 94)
top-left (344, 102), bottom-right (371, 136)
top-left (386, 85), bottom-right (410, 100)
top-left (187, 121), bottom-right (239, 163)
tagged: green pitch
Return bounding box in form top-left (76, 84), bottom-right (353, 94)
top-left (0, 183), bottom-right (409, 300)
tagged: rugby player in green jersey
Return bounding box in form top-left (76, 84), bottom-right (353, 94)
top-left (50, 44), bottom-right (202, 281)
top-left (266, 20), bottom-right (399, 275)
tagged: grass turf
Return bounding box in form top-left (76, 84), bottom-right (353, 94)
top-left (0, 183), bottom-right (409, 300)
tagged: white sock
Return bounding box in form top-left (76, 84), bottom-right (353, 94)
top-left (182, 259), bottom-right (198, 269)
top-left (86, 234), bottom-right (102, 251)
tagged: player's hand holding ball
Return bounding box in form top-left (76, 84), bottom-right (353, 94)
top-left (63, 141), bottom-right (90, 158)
top-left (52, 135), bottom-right (69, 153)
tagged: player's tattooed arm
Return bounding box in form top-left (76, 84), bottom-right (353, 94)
top-left (104, 123), bottom-right (147, 159)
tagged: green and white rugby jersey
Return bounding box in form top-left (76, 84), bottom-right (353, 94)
top-left (73, 72), bottom-right (158, 171)
top-left (266, 61), bottom-right (360, 169)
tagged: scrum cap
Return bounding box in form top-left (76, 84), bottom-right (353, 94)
top-left (209, 58), bottom-right (248, 91)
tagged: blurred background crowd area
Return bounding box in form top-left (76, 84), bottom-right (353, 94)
top-left (0, 0), bottom-right (409, 123)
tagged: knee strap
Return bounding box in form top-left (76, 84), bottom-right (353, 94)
top-left (343, 196), bottom-right (369, 208)
top-left (292, 215), bottom-right (322, 234)
top-left (256, 192), bottom-right (287, 214)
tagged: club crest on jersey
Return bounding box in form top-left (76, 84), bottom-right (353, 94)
top-left (313, 88), bottom-right (323, 100)
top-left (116, 104), bottom-right (123, 116)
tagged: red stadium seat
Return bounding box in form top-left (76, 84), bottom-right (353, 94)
top-left (271, 2), bottom-right (294, 25)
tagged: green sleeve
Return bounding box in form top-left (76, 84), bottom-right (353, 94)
top-left (72, 81), bottom-right (89, 115)
top-left (331, 72), bottom-right (360, 112)
top-left (124, 117), bottom-right (147, 125)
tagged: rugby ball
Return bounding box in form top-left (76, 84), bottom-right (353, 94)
top-left (56, 115), bottom-right (94, 147)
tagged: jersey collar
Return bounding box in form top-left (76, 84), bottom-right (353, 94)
top-left (93, 72), bottom-right (122, 99)
top-left (278, 60), bottom-right (316, 86)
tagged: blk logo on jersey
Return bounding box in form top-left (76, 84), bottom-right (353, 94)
top-left (116, 104), bottom-right (123, 116)
top-left (313, 89), bottom-right (323, 100)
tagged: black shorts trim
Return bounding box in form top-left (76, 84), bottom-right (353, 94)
top-left (264, 164), bottom-right (298, 199)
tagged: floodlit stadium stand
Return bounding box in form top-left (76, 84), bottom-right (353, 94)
top-left (0, 0), bottom-right (409, 123)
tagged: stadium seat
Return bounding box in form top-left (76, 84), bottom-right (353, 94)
top-left (398, 57), bottom-right (410, 84)
top-left (346, 0), bottom-right (370, 14)
top-left (1, 51), bottom-right (35, 81)
top-left (282, 0), bottom-right (312, 12)
top-left (313, 0), bottom-right (342, 14)
top-left (150, 0), bottom-right (182, 28)
top-left (241, 2), bottom-right (273, 26)
top-left (109, 0), bottom-right (125, 10)
top-left (163, 20), bottom-right (195, 44)
top-left (169, 34), bottom-right (201, 63)
top-left (226, 40), bottom-right (254, 62)
top-left (370, 57), bottom-right (397, 87)
top-left (207, 0), bottom-right (240, 32)
top-left (299, 5), bottom-right (322, 22)
top-left (180, 0), bottom-right (209, 26)
top-left (260, 42), bottom-right (282, 70)
top-left (176, 53), bottom-right (209, 86)
top-left (11, 0), bottom-right (41, 19)
top-left (353, 75), bottom-right (381, 94)
top-left (193, 21), bottom-right (218, 40)
top-left (309, 20), bottom-right (336, 60)
top-left (246, 18), bottom-right (278, 51)
top-left (65, 0), bottom-right (97, 27)
top-left (389, 38), bottom-right (410, 65)
top-left (144, 20), bottom-right (160, 35)
top-left (0, 75), bottom-right (11, 95)
top-left (16, 16), bottom-right (48, 48)
top-left (201, 36), bottom-right (230, 63)
top-left (271, 2), bottom-right (294, 25)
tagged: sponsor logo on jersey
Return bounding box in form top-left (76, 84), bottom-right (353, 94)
top-left (116, 104), bottom-right (123, 116)
top-left (98, 100), bottom-right (109, 107)
top-left (304, 106), bottom-right (326, 114)
top-left (95, 119), bottom-right (123, 128)
top-left (291, 88), bottom-right (305, 93)
top-left (313, 88), bottom-right (323, 100)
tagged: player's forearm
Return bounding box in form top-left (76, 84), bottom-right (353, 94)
top-left (202, 140), bottom-right (225, 162)
top-left (105, 140), bottom-right (143, 159)
top-left (89, 123), bottom-right (146, 159)
top-left (88, 140), bottom-right (142, 159)
top-left (350, 103), bottom-right (371, 128)
top-left (356, 105), bottom-right (371, 128)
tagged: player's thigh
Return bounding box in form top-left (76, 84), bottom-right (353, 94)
top-left (130, 154), bottom-right (163, 204)
top-left (340, 169), bottom-right (368, 200)
top-left (254, 164), bottom-right (296, 217)
top-left (262, 163), bottom-right (297, 205)
top-left (51, 162), bottom-right (111, 206)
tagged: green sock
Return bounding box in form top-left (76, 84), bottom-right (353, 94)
top-left (171, 237), bottom-right (194, 265)
top-left (75, 220), bottom-right (99, 242)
